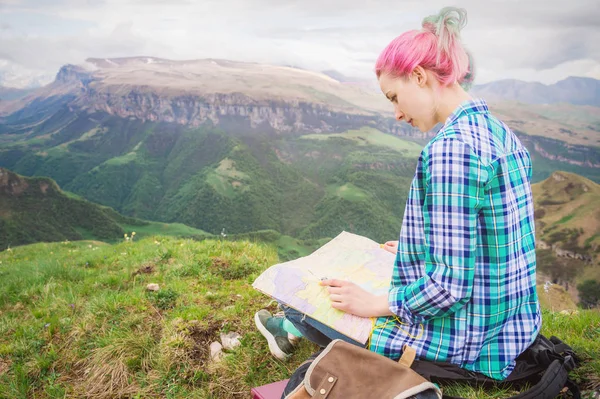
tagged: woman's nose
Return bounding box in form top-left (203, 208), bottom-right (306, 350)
top-left (395, 109), bottom-right (404, 121)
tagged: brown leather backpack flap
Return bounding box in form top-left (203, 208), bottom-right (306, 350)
top-left (286, 383), bottom-right (311, 399)
top-left (305, 340), bottom-right (442, 399)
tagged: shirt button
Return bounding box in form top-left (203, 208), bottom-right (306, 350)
top-left (328, 377), bottom-right (334, 383)
top-left (320, 388), bottom-right (327, 394)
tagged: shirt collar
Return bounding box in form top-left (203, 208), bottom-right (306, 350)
top-left (441, 98), bottom-right (489, 129)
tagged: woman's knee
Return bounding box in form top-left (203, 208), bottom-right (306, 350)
top-left (279, 303), bottom-right (304, 324)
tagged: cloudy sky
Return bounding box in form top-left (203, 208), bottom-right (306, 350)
top-left (0, 0), bottom-right (598, 88)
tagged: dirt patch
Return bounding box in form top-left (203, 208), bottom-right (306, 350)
top-left (209, 257), bottom-right (231, 275)
top-left (132, 263), bottom-right (155, 276)
top-left (210, 256), bottom-right (257, 280)
top-left (211, 257), bottom-right (230, 269)
top-left (187, 322), bottom-right (221, 366)
top-left (0, 358), bottom-right (10, 375)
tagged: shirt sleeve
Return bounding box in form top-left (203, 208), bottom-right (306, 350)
top-left (389, 138), bottom-right (488, 324)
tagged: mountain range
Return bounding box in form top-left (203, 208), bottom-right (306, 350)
top-left (0, 56), bottom-right (598, 242)
top-left (470, 76), bottom-right (600, 107)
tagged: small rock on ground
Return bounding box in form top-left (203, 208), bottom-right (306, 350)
top-left (220, 332), bottom-right (242, 350)
top-left (146, 283), bottom-right (160, 291)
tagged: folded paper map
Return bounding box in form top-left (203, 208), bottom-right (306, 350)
top-left (252, 231), bottom-right (395, 344)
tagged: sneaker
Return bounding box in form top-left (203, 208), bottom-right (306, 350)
top-left (272, 311), bottom-right (302, 346)
top-left (254, 309), bottom-right (295, 360)
top-left (287, 332), bottom-right (302, 346)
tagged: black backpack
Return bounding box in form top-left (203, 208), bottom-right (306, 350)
top-left (282, 334), bottom-right (580, 399)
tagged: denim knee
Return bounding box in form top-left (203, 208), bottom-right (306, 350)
top-left (279, 304), bottom-right (333, 347)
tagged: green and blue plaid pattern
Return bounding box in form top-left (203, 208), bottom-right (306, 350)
top-left (369, 99), bottom-right (541, 380)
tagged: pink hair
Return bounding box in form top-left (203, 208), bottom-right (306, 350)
top-left (375, 7), bottom-right (475, 90)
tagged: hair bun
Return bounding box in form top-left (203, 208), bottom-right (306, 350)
top-left (422, 7), bottom-right (467, 38)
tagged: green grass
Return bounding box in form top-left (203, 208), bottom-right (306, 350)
top-left (104, 151), bottom-right (138, 166)
top-left (327, 183), bottom-right (369, 201)
top-left (205, 172), bottom-right (237, 199)
top-left (205, 158), bottom-right (250, 199)
top-left (119, 222), bottom-right (211, 240)
top-left (585, 234), bottom-right (599, 248)
top-left (301, 127), bottom-right (423, 157)
top-left (0, 238), bottom-right (318, 398)
top-left (557, 213), bottom-right (576, 224)
top-left (0, 238), bottom-right (598, 398)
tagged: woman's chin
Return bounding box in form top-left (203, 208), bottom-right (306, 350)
top-left (415, 122), bottom-right (426, 132)
top-left (418, 122), bottom-right (436, 133)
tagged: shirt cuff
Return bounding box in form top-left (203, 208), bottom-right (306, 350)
top-left (388, 286), bottom-right (418, 325)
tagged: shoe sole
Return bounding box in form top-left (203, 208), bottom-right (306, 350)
top-left (254, 312), bottom-right (288, 360)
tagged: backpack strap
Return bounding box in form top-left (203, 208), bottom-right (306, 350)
top-left (412, 334), bottom-right (580, 399)
top-left (439, 360), bottom-right (580, 399)
top-left (508, 359), bottom-right (580, 399)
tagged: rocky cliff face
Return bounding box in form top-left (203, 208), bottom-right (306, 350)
top-left (73, 88), bottom-right (386, 134)
top-left (55, 65), bottom-right (95, 86)
top-left (532, 142), bottom-right (600, 168)
top-left (537, 240), bottom-right (594, 263)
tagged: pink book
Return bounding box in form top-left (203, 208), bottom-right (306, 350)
top-left (251, 379), bottom-right (289, 399)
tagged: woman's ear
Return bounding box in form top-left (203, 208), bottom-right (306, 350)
top-left (412, 66), bottom-right (428, 87)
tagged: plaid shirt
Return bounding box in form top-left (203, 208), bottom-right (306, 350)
top-left (369, 98), bottom-right (541, 380)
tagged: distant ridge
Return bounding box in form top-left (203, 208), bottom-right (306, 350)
top-left (471, 76), bottom-right (600, 106)
top-left (0, 168), bottom-right (209, 248)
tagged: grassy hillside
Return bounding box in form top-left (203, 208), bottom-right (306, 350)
top-left (0, 168), bottom-right (211, 248)
top-left (532, 171), bottom-right (600, 251)
top-left (0, 109), bottom-right (421, 243)
top-left (532, 171), bottom-right (600, 290)
top-left (0, 237), bottom-right (598, 398)
top-left (491, 101), bottom-right (600, 147)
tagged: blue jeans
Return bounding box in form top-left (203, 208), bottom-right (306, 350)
top-left (280, 303), bottom-right (364, 348)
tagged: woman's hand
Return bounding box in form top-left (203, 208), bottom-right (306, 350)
top-left (320, 279), bottom-right (393, 318)
top-left (382, 241), bottom-right (398, 254)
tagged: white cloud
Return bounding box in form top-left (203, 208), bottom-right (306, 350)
top-left (0, 0), bottom-right (598, 87)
